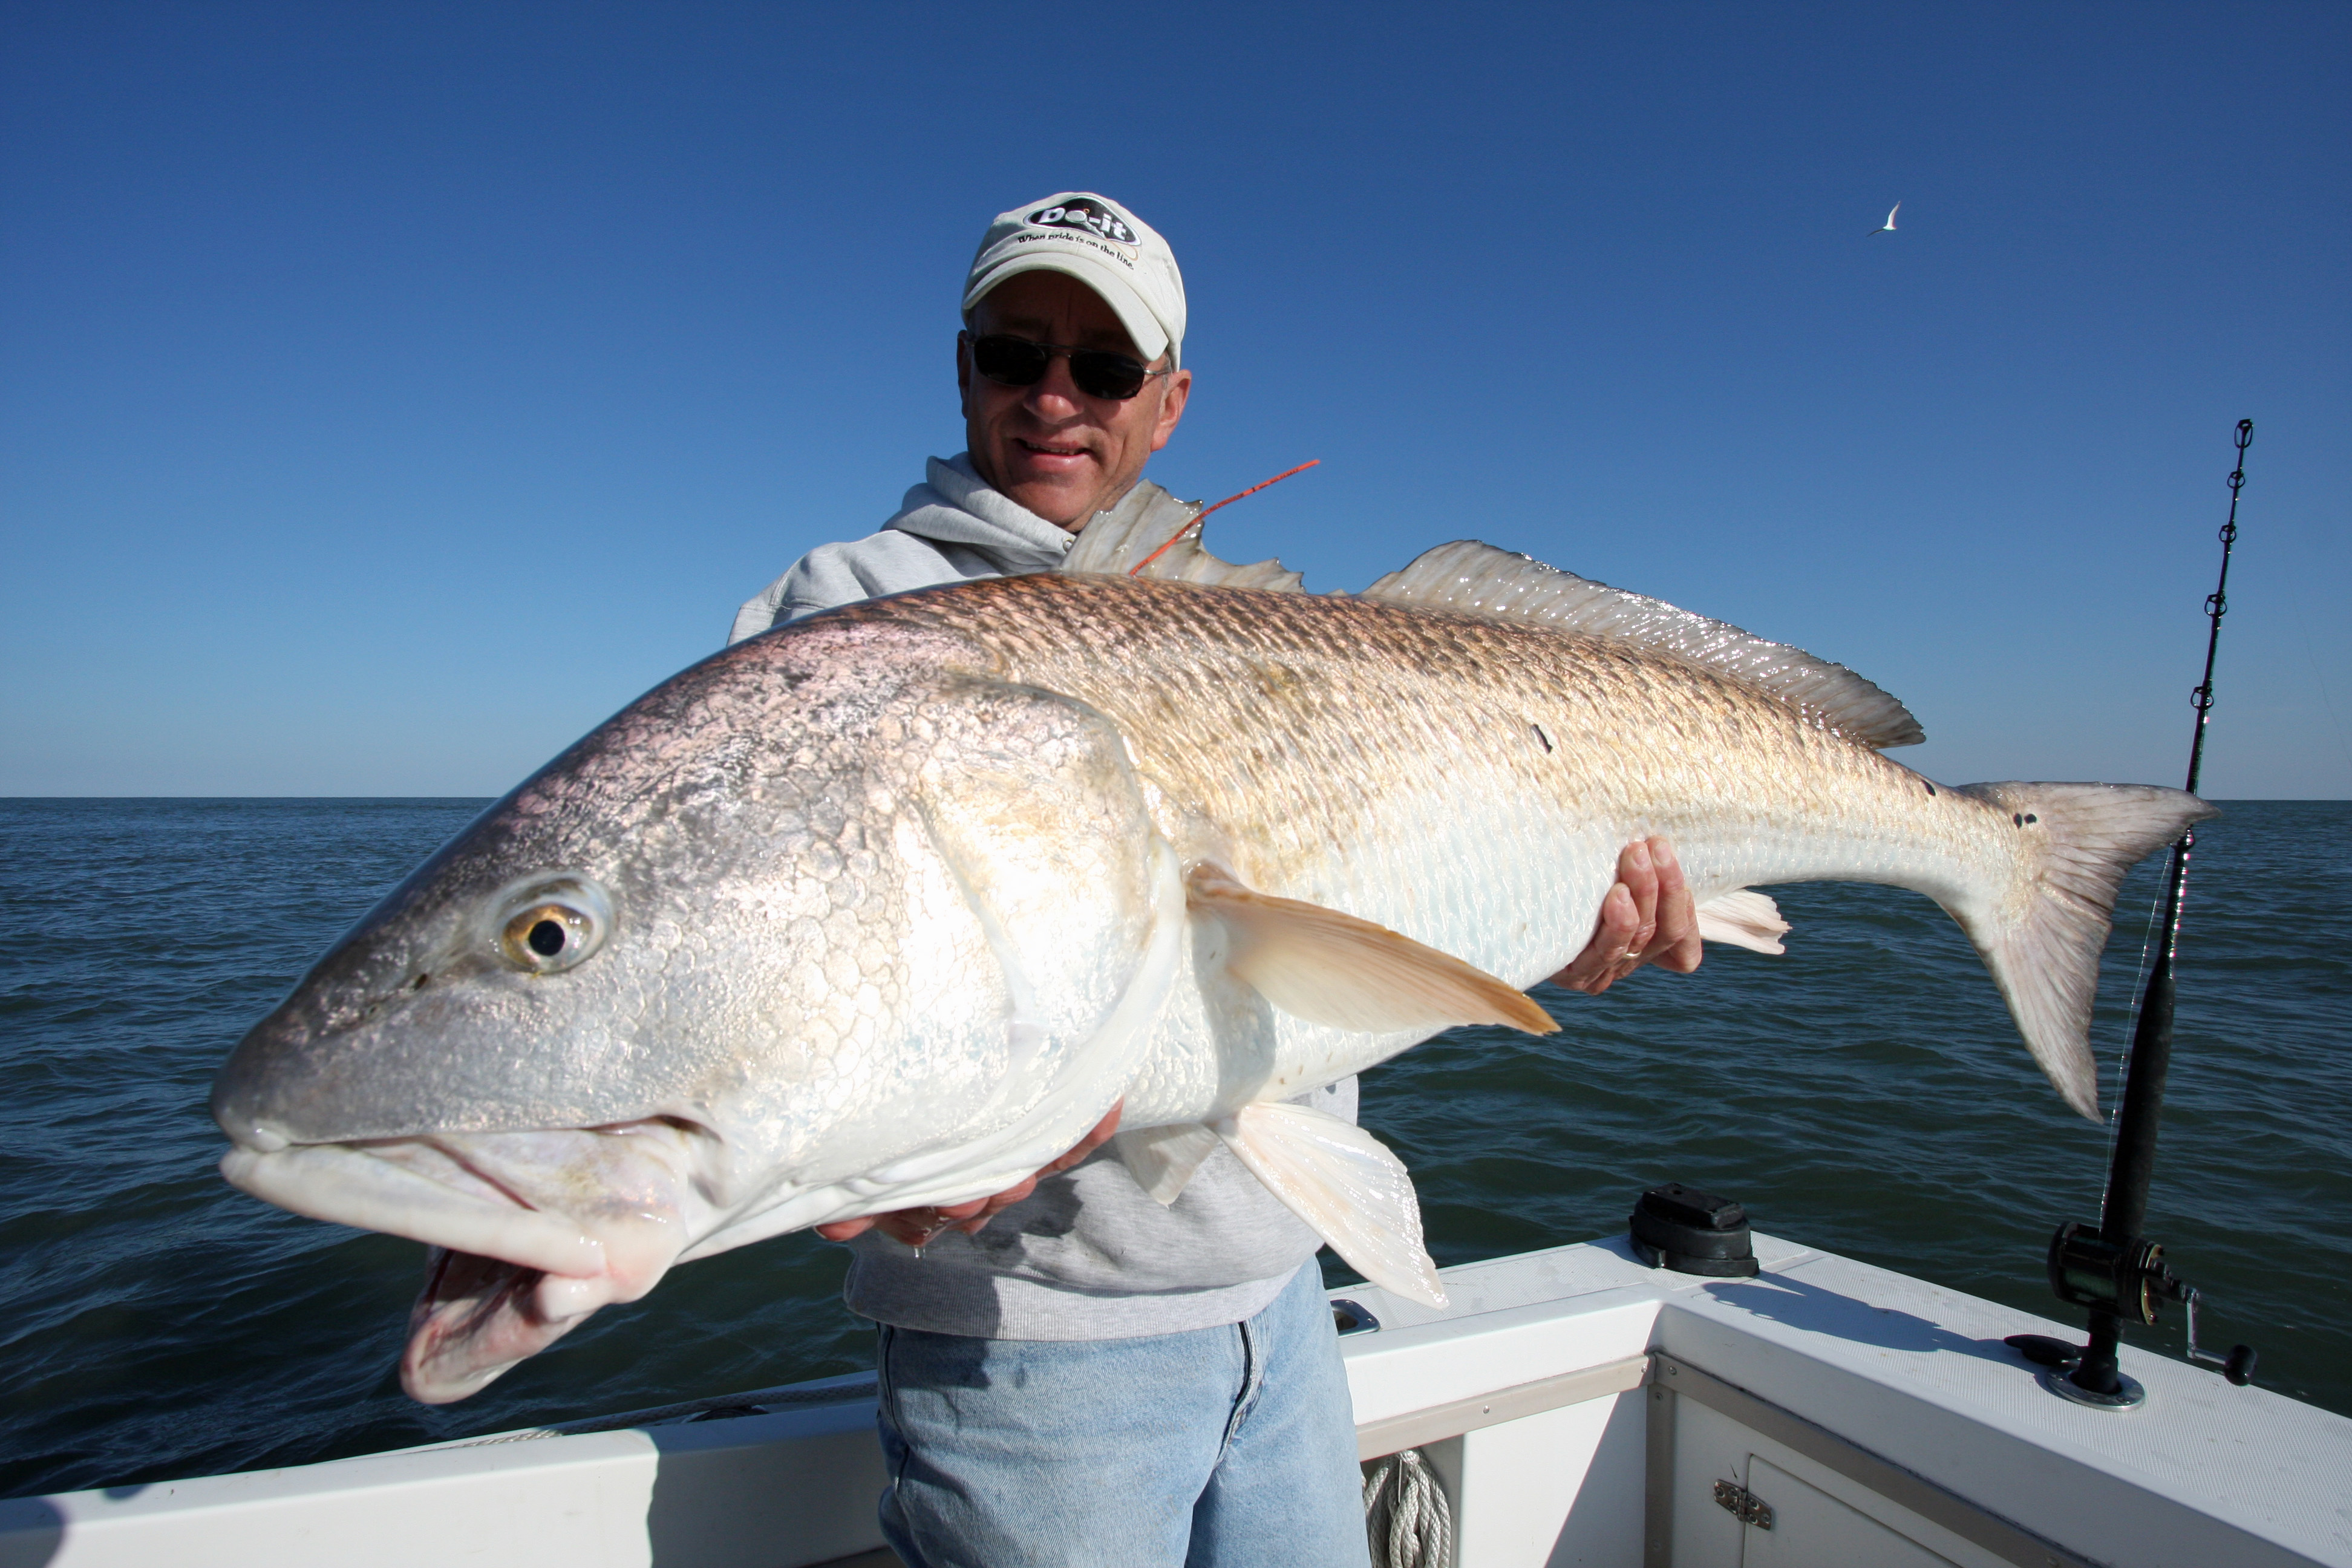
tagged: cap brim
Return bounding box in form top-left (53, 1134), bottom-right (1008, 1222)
top-left (963, 251), bottom-right (1174, 368)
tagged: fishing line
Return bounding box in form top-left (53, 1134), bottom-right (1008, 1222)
top-left (2104, 885), bottom-right (2164, 1157)
top-left (2286, 589), bottom-right (2352, 777)
top-left (1129, 460), bottom-right (1320, 575)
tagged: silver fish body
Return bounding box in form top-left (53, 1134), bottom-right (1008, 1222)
top-left (213, 549), bottom-right (2210, 1402)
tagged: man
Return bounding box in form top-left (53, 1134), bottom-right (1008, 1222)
top-left (730, 192), bottom-right (1700, 1568)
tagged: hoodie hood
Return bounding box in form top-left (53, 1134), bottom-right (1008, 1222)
top-left (727, 456), bottom-right (1181, 645)
top-left (882, 454), bottom-right (1080, 570)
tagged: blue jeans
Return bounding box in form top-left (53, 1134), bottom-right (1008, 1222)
top-left (874, 1262), bottom-right (1370, 1568)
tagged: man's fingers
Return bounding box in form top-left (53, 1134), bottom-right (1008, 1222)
top-left (1549, 838), bottom-right (1710, 996)
top-left (1640, 838), bottom-right (1704, 973)
top-left (1549, 880), bottom-right (1636, 993)
top-left (1618, 838), bottom-right (1661, 952)
top-left (874, 1195), bottom-right (988, 1246)
top-left (831, 1102), bottom-right (1130, 1247)
top-left (1579, 838), bottom-right (1665, 994)
top-left (872, 1212), bottom-right (938, 1246)
top-left (953, 1177), bottom-right (1039, 1233)
top-left (1042, 1101), bottom-right (1123, 1175)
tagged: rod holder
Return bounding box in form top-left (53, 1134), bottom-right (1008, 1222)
top-left (2013, 1221), bottom-right (2257, 1407)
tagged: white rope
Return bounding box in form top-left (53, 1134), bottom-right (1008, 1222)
top-left (1362, 1446), bottom-right (1453, 1568)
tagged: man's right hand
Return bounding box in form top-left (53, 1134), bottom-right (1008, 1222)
top-left (1547, 836), bottom-right (1702, 995)
top-left (814, 1102), bottom-right (1125, 1248)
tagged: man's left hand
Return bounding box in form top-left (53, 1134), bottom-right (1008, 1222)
top-left (1547, 836), bottom-right (1702, 996)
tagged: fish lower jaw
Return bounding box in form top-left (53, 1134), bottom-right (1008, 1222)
top-left (397, 1241), bottom-right (681, 1405)
top-left (399, 1249), bottom-right (626, 1405)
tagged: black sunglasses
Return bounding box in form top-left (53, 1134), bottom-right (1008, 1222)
top-left (967, 333), bottom-right (1170, 402)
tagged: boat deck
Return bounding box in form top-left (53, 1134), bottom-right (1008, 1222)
top-left (5, 1232), bottom-right (2346, 1567)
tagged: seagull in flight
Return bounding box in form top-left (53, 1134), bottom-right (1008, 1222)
top-left (1869, 201), bottom-right (1901, 237)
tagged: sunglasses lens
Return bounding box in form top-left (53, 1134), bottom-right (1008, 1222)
top-left (972, 335), bottom-right (1050, 386)
top-left (972, 336), bottom-right (1152, 399)
top-left (1070, 352), bottom-right (1149, 400)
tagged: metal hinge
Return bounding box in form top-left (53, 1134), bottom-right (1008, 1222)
top-left (1713, 1478), bottom-right (1774, 1530)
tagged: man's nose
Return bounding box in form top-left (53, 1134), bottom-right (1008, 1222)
top-left (1021, 354), bottom-right (1086, 419)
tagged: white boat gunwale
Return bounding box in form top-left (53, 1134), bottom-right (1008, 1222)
top-left (5, 1231), bottom-right (2345, 1567)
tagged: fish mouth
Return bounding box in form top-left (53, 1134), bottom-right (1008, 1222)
top-left (402, 1248), bottom-right (595, 1405)
top-left (221, 1119), bottom-right (719, 1403)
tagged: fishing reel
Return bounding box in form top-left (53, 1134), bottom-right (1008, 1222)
top-left (2007, 1221), bottom-right (2256, 1405)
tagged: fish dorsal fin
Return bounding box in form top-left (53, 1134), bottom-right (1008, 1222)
top-left (1186, 863), bottom-right (1557, 1036)
top-left (1060, 482), bottom-right (1307, 592)
top-left (1361, 541), bottom-right (1926, 750)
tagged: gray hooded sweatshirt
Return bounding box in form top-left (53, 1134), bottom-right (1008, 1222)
top-left (729, 454), bottom-right (1347, 1340)
top-left (728, 454), bottom-right (1081, 644)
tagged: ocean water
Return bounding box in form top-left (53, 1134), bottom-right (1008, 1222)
top-left (1, 796), bottom-right (2345, 1500)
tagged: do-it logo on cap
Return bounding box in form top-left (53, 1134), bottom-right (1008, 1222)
top-left (1028, 199), bottom-right (1138, 246)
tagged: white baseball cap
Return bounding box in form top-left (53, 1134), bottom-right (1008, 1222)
top-left (962, 192), bottom-right (1187, 369)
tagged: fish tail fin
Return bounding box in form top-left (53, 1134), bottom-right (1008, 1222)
top-left (1947, 782), bottom-right (2218, 1121)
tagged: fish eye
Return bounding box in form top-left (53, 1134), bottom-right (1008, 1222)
top-left (492, 877), bottom-right (610, 975)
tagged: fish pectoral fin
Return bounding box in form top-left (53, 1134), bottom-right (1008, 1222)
top-left (1114, 1123), bottom-right (1223, 1204)
top-left (1213, 1101), bottom-right (1446, 1309)
top-left (1187, 864), bottom-right (1557, 1036)
top-left (1694, 889), bottom-right (1791, 955)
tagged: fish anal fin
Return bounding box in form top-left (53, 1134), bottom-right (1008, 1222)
top-left (1213, 1102), bottom-right (1446, 1309)
top-left (1059, 483), bottom-right (1305, 591)
top-left (1694, 889), bottom-right (1790, 955)
top-left (1114, 1123), bottom-right (1222, 1205)
top-left (1186, 864), bottom-right (1557, 1037)
top-left (1360, 541), bottom-right (1924, 750)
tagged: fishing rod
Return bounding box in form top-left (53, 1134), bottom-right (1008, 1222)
top-left (2008, 419), bottom-right (2258, 1410)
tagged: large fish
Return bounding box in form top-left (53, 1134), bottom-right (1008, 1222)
top-left (211, 495), bottom-right (2212, 1402)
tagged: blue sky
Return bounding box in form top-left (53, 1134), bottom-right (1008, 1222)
top-left (3, 2), bottom-right (2345, 797)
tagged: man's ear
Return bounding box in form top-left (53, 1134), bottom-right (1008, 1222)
top-left (955, 330), bottom-right (974, 417)
top-left (1148, 368), bottom-right (1192, 454)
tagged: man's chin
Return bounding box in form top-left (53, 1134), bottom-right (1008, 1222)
top-left (989, 459), bottom-right (1109, 528)
top-left (1005, 491), bottom-right (1096, 529)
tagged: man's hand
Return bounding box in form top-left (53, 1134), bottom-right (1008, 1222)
top-left (813, 1102), bottom-right (1125, 1247)
top-left (1548, 837), bottom-right (1702, 996)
